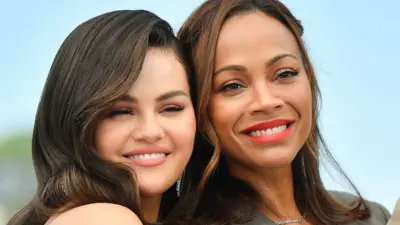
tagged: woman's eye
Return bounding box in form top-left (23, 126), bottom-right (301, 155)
top-left (276, 68), bottom-right (300, 79)
top-left (162, 106), bottom-right (184, 113)
top-left (108, 109), bottom-right (132, 117)
top-left (219, 82), bottom-right (244, 92)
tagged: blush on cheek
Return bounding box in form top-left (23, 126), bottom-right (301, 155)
top-left (166, 108), bottom-right (196, 140)
top-left (94, 120), bottom-right (128, 161)
top-left (171, 121), bottom-right (196, 141)
top-left (209, 100), bottom-right (238, 135)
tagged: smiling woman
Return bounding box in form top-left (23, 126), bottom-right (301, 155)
top-left (7, 9), bottom-right (197, 225)
top-left (178, 0), bottom-right (391, 225)
top-left (95, 48), bottom-right (196, 217)
top-left (209, 12), bottom-right (312, 169)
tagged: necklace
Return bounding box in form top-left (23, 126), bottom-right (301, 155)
top-left (275, 215), bottom-right (306, 225)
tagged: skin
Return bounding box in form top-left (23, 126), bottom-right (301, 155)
top-left (94, 48), bottom-right (196, 222)
top-left (210, 11), bottom-right (312, 223)
top-left (46, 203), bottom-right (143, 225)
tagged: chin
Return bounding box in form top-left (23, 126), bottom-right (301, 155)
top-left (140, 187), bottom-right (168, 197)
top-left (255, 151), bottom-right (297, 168)
top-left (138, 180), bottom-right (175, 197)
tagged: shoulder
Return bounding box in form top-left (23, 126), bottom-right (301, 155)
top-left (46, 203), bottom-right (143, 225)
top-left (329, 191), bottom-right (391, 224)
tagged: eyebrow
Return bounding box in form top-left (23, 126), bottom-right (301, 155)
top-left (266, 53), bottom-right (297, 67)
top-left (156, 90), bottom-right (188, 102)
top-left (213, 53), bottom-right (298, 76)
top-left (116, 90), bottom-right (188, 103)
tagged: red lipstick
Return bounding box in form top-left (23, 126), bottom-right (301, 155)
top-left (240, 119), bottom-right (294, 143)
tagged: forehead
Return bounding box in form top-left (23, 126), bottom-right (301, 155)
top-left (215, 11), bottom-right (300, 64)
top-left (128, 48), bottom-right (188, 97)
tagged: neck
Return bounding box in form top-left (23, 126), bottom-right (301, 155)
top-left (228, 161), bottom-right (302, 221)
top-left (141, 195), bottom-right (162, 223)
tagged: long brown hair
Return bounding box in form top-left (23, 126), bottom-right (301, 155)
top-left (8, 10), bottom-right (195, 225)
top-left (178, 0), bottom-right (370, 224)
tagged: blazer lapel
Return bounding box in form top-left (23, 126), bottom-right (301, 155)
top-left (387, 198), bottom-right (400, 225)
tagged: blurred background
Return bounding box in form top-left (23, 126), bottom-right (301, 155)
top-left (0, 0), bottom-right (399, 224)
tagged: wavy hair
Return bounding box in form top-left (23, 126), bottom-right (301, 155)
top-left (8, 9), bottom-right (195, 225)
top-left (178, 0), bottom-right (370, 224)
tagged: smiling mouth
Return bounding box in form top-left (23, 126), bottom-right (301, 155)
top-left (241, 122), bottom-right (294, 143)
top-left (123, 152), bottom-right (171, 167)
top-left (245, 123), bottom-right (292, 137)
top-left (124, 153), bottom-right (168, 160)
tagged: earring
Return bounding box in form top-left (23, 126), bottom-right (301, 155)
top-left (176, 169), bottom-right (185, 197)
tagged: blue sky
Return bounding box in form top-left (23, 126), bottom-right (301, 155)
top-left (0, 0), bottom-right (398, 212)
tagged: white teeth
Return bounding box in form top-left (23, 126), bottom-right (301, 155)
top-left (128, 153), bottom-right (166, 160)
top-left (249, 125), bottom-right (287, 136)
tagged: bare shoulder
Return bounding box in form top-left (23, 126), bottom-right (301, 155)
top-left (46, 203), bottom-right (143, 225)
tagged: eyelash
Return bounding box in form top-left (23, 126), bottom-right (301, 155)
top-left (219, 82), bottom-right (244, 92)
top-left (218, 68), bottom-right (300, 92)
top-left (276, 68), bottom-right (300, 79)
top-left (108, 106), bottom-right (184, 118)
top-left (162, 105), bottom-right (184, 113)
top-left (108, 108), bottom-right (132, 117)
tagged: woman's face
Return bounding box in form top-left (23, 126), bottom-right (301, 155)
top-left (95, 48), bottom-right (196, 197)
top-left (209, 12), bottom-right (312, 171)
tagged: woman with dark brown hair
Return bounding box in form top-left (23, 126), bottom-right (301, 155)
top-left (7, 9), bottom-right (198, 225)
top-left (178, 0), bottom-right (391, 224)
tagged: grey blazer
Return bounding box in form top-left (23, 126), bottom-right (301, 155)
top-left (387, 198), bottom-right (400, 225)
top-left (234, 191), bottom-right (391, 225)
